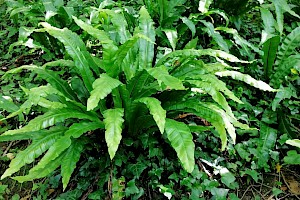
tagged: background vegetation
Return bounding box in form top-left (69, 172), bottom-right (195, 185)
top-left (0, 0), bottom-right (299, 199)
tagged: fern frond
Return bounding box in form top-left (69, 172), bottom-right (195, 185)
top-left (103, 108), bottom-right (124, 159)
top-left (135, 97), bottom-right (166, 134)
top-left (87, 74), bottom-right (122, 111)
top-left (147, 66), bottom-right (185, 90)
top-left (138, 6), bottom-right (155, 69)
top-left (215, 71), bottom-right (276, 92)
top-left (165, 119), bottom-right (195, 173)
top-left (40, 22), bottom-right (98, 91)
top-left (1, 127), bottom-right (66, 179)
top-left (276, 27), bottom-right (300, 67)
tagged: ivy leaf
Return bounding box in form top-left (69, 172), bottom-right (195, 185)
top-left (125, 179), bottom-right (140, 196)
top-left (103, 108), bottom-right (124, 159)
top-left (283, 151), bottom-right (300, 165)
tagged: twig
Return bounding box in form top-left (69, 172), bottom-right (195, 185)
top-left (241, 185), bottom-right (252, 200)
top-left (2, 141), bottom-right (13, 156)
top-left (252, 185), bottom-right (267, 200)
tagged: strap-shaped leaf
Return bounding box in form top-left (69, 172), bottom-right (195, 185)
top-left (187, 80), bottom-right (234, 118)
top-left (112, 33), bottom-right (153, 78)
top-left (103, 108), bottom-right (124, 159)
top-left (198, 0), bottom-right (213, 13)
top-left (73, 16), bottom-right (117, 50)
top-left (199, 74), bottom-right (243, 104)
top-left (200, 20), bottom-right (229, 52)
top-left (72, 16), bottom-right (118, 72)
top-left (272, 0), bottom-right (300, 34)
top-left (61, 139), bottom-right (86, 190)
top-left (135, 97), bottom-right (166, 134)
top-left (4, 65), bottom-right (78, 101)
top-left (262, 35), bottom-right (280, 79)
top-left (87, 74), bottom-right (122, 111)
top-left (165, 119), bottom-right (195, 173)
top-left (28, 135), bottom-right (72, 175)
top-left (1, 128), bottom-right (65, 179)
top-left (147, 66), bottom-right (185, 90)
top-left (42, 59), bottom-right (75, 68)
top-left (156, 49), bottom-right (250, 67)
top-left (215, 71), bottom-right (276, 92)
top-left (65, 121), bottom-right (104, 139)
top-left (165, 100), bottom-right (228, 150)
top-left (40, 22), bottom-right (98, 91)
top-left (257, 123), bottom-right (277, 170)
top-left (0, 96), bottom-right (19, 113)
top-left (271, 55), bottom-right (300, 88)
top-left (216, 27), bottom-right (261, 55)
top-left (276, 27), bottom-right (300, 66)
top-left (13, 151), bottom-right (65, 183)
top-left (286, 139), bottom-right (300, 149)
top-left (139, 6), bottom-right (155, 69)
top-left (1, 109), bottom-right (98, 137)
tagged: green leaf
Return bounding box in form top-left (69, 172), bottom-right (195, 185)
top-left (87, 74), bottom-right (122, 111)
top-left (198, 0), bottom-right (213, 13)
top-left (1, 128), bottom-right (65, 179)
top-left (187, 80), bottom-right (234, 118)
top-left (262, 35), bottom-right (280, 79)
top-left (271, 55), bottom-right (300, 88)
top-left (200, 20), bottom-right (229, 52)
top-left (4, 65), bottom-right (78, 101)
top-left (163, 29), bottom-right (178, 51)
top-left (40, 22), bottom-right (98, 91)
top-left (217, 27), bottom-right (261, 55)
top-left (0, 109), bottom-right (98, 137)
top-left (276, 27), bottom-right (300, 66)
top-left (181, 17), bottom-right (196, 38)
top-left (272, 85), bottom-right (297, 111)
top-left (283, 150), bottom-right (300, 165)
top-left (165, 119), bottom-right (195, 173)
top-left (165, 100), bottom-right (241, 150)
top-left (260, 7), bottom-right (276, 43)
top-left (278, 114), bottom-right (298, 139)
top-left (72, 16), bottom-right (118, 72)
top-left (215, 71), bottom-right (276, 92)
top-left (147, 66), bottom-right (185, 90)
top-left (286, 139), bottom-right (300, 149)
top-left (0, 95), bottom-right (19, 112)
top-left (61, 139), bottom-right (86, 190)
top-left (13, 151), bottom-right (64, 183)
top-left (103, 108), bottom-right (124, 159)
top-left (272, 0), bottom-right (300, 34)
top-left (112, 33), bottom-right (152, 79)
top-left (72, 16), bottom-right (117, 51)
top-left (257, 123), bottom-right (277, 171)
top-left (65, 121), bottom-right (104, 139)
top-left (135, 97), bottom-right (166, 134)
top-left (42, 59), bottom-right (75, 68)
top-left (156, 49), bottom-right (249, 67)
top-left (138, 6), bottom-right (155, 69)
top-left (125, 179), bottom-right (140, 196)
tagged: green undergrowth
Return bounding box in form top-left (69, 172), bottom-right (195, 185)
top-left (0, 0), bottom-right (299, 199)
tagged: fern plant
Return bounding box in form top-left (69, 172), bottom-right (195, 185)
top-left (0, 5), bottom-right (275, 189)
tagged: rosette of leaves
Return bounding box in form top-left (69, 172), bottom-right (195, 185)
top-left (0, 6), bottom-right (275, 189)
